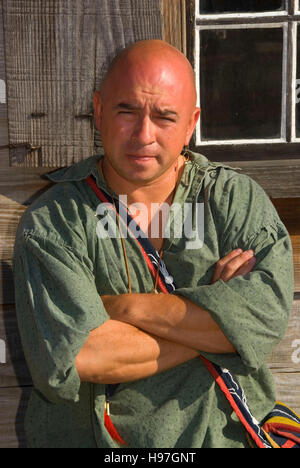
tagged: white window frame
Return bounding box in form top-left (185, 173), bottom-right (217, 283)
top-left (195, 22), bottom-right (288, 146)
top-left (196, 0), bottom-right (289, 19)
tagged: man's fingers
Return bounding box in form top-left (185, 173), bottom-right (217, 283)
top-left (220, 250), bottom-right (255, 282)
top-left (232, 256), bottom-right (256, 278)
top-left (212, 250), bottom-right (256, 284)
top-left (211, 249), bottom-right (243, 284)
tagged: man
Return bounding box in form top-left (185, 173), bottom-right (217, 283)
top-left (13, 40), bottom-right (294, 448)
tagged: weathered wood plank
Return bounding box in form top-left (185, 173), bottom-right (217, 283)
top-left (0, 201), bottom-right (27, 260)
top-left (0, 148), bottom-right (10, 169)
top-left (162, 0), bottom-right (187, 54)
top-left (223, 159), bottom-right (300, 199)
top-left (291, 234), bottom-right (300, 293)
top-left (271, 198), bottom-right (300, 292)
top-left (3, 0), bottom-right (163, 168)
top-left (0, 119), bottom-right (9, 146)
top-left (0, 167), bottom-right (53, 204)
top-left (267, 298), bottom-right (300, 372)
top-left (0, 386), bottom-right (31, 448)
top-left (272, 198), bottom-right (300, 227)
top-left (0, 305), bottom-right (31, 387)
top-left (272, 372), bottom-right (300, 415)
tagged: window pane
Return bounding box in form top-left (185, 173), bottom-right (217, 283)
top-left (199, 27), bottom-right (283, 141)
top-left (200, 0), bottom-right (285, 14)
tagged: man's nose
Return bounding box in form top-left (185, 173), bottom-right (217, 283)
top-left (131, 116), bottom-right (156, 145)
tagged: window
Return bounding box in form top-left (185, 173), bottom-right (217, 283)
top-left (196, 24), bottom-right (287, 144)
top-left (190, 0), bottom-right (300, 173)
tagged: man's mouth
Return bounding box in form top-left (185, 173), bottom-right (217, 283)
top-left (126, 154), bottom-right (156, 162)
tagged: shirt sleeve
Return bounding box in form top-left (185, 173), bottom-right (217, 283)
top-left (172, 171), bottom-right (294, 372)
top-left (13, 229), bottom-right (107, 404)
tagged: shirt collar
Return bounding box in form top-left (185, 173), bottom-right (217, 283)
top-left (45, 153), bottom-right (115, 195)
top-left (45, 151), bottom-right (237, 200)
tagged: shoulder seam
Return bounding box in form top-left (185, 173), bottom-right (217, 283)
top-left (22, 229), bottom-right (77, 253)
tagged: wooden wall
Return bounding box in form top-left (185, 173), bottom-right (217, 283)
top-left (0, 0), bottom-right (299, 448)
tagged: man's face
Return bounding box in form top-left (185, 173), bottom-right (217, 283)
top-left (94, 56), bottom-right (200, 184)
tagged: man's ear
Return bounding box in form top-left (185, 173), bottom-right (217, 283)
top-left (93, 91), bottom-right (102, 132)
top-left (184, 107), bottom-right (201, 146)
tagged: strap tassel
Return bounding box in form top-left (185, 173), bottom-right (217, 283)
top-left (104, 401), bottom-right (126, 445)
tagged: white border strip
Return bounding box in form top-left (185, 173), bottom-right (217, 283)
top-left (195, 23), bottom-right (287, 146)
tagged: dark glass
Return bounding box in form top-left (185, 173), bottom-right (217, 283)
top-left (199, 27), bottom-right (283, 141)
top-left (200, 0), bottom-right (285, 14)
top-left (296, 24), bottom-right (300, 138)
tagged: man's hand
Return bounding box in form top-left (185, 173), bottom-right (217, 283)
top-left (211, 249), bottom-right (256, 284)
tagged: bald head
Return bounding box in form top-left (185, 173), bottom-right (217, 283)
top-left (100, 40), bottom-right (197, 106)
top-left (93, 39), bottom-right (200, 187)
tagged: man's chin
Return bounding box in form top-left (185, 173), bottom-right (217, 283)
top-left (120, 170), bottom-right (161, 185)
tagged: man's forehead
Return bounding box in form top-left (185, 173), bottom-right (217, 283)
top-left (109, 84), bottom-right (180, 108)
top-left (100, 41), bottom-right (197, 106)
top-left (106, 66), bottom-right (184, 102)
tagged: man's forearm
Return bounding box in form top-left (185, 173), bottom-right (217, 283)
top-left (103, 294), bottom-right (236, 354)
top-left (75, 318), bottom-right (199, 385)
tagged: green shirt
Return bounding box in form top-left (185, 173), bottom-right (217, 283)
top-left (13, 151), bottom-right (294, 448)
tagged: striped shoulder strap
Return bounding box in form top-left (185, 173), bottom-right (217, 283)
top-left (86, 176), bottom-right (298, 449)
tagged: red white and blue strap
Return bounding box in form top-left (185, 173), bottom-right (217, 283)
top-left (86, 175), bottom-right (273, 449)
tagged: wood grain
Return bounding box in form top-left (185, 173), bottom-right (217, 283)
top-left (0, 119), bottom-right (9, 147)
top-left (291, 234), bottom-right (300, 293)
top-left (162, 0), bottom-right (187, 54)
top-left (0, 305), bottom-right (32, 387)
top-left (223, 159), bottom-right (300, 199)
top-left (272, 372), bottom-right (300, 415)
top-left (0, 168), bottom-right (53, 204)
top-left (271, 198), bottom-right (300, 292)
top-left (0, 386), bottom-right (31, 448)
top-left (0, 199), bottom-right (26, 260)
top-left (3, 0), bottom-right (163, 167)
top-left (267, 298), bottom-right (300, 372)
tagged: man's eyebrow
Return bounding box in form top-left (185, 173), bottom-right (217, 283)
top-left (114, 102), bottom-right (178, 117)
top-left (153, 107), bottom-right (178, 117)
top-left (114, 102), bottom-right (141, 111)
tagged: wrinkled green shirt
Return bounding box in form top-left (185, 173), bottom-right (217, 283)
top-left (13, 152), bottom-right (294, 448)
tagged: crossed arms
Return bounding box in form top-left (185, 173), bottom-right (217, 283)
top-left (75, 249), bottom-right (256, 384)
